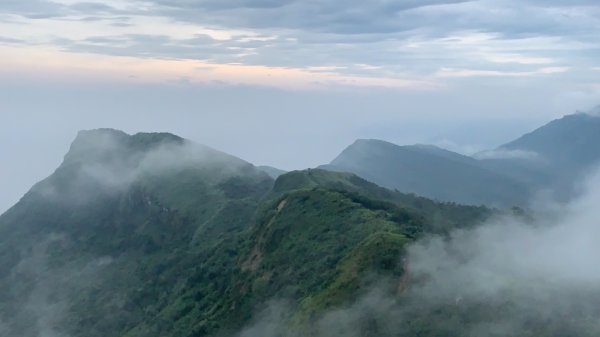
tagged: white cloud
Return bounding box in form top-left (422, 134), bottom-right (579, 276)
top-left (306, 66), bottom-right (347, 72)
top-left (474, 149), bottom-right (540, 160)
top-left (0, 44), bottom-right (438, 90)
top-left (538, 66), bottom-right (570, 74)
top-left (0, 13), bottom-right (257, 42)
top-left (482, 53), bottom-right (556, 65)
top-left (1, 0), bottom-right (598, 85)
top-left (435, 66), bottom-right (569, 78)
top-left (411, 168), bottom-right (600, 296)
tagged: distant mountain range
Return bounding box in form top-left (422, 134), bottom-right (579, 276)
top-left (321, 140), bottom-right (529, 207)
top-left (321, 110), bottom-right (600, 207)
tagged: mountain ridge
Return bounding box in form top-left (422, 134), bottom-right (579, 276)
top-left (321, 111), bottom-right (600, 207)
top-left (0, 130), bottom-right (493, 337)
top-left (321, 138), bottom-right (529, 207)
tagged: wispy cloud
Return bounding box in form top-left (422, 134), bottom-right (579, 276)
top-left (482, 53), bottom-right (556, 65)
top-left (435, 66), bottom-right (570, 78)
top-left (0, 44), bottom-right (436, 90)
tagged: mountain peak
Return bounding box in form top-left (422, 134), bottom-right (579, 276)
top-left (349, 139), bottom-right (450, 153)
top-left (351, 138), bottom-right (391, 147)
top-left (64, 129), bottom-right (185, 165)
top-left (333, 139), bottom-right (473, 167)
top-left (130, 132), bottom-right (184, 147)
top-left (324, 137), bottom-right (526, 206)
top-left (65, 128), bottom-right (130, 163)
top-left (73, 128), bottom-right (129, 145)
top-left (498, 111), bottom-right (600, 174)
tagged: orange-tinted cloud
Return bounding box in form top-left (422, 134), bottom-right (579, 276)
top-left (0, 45), bottom-right (436, 90)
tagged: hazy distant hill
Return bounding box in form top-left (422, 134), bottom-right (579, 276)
top-left (321, 139), bottom-right (529, 207)
top-left (484, 111), bottom-right (600, 199)
top-left (0, 129), bottom-right (490, 337)
top-left (322, 110), bottom-right (600, 207)
top-left (501, 112), bottom-right (600, 168)
top-left (498, 112), bottom-right (600, 178)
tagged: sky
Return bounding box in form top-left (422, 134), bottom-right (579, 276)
top-left (2, 0), bottom-right (600, 213)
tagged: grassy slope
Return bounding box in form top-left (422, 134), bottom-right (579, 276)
top-left (198, 169), bottom-right (492, 336)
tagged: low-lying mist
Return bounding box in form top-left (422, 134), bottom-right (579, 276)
top-left (1, 234), bottom-right (115, 337)
top-left (34, 130), bottom-right (255, 205)
top-left (237, 168), bottom-right (600, 337)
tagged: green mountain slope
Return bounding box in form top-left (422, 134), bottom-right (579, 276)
top-left (0, 129), bottom-right (273, 337)
top-left (0, 130), bottom-right (491, 337)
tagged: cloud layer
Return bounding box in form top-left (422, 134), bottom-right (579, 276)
top-left (2, 0), bottom-right (600, 87)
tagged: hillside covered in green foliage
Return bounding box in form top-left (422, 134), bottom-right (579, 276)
top-left (0, 129), bottom-right (494, 337)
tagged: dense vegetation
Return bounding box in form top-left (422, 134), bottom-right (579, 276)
top-left (0, 129), bottom-right (493, 337)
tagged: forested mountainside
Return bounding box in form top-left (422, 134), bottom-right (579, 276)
top-left (0, 129), bottom-right (491, 337)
